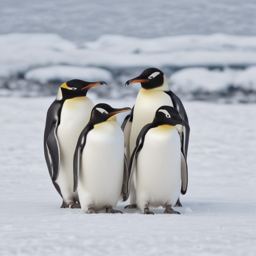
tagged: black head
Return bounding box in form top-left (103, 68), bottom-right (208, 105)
top-left (90, 103), bottom-right (131, 125)
top-left (154, 106), bottom-right (184, 126)
top-left (59, 79), bottom-right (107, 100)
top-left (125, 68), bottom-right (164, 89)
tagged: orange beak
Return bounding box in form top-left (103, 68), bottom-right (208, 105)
top-left (81, 81), bottom-right (107, 90)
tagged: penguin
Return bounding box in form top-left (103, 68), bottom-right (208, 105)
top-left (73, 103), bottom-right (131, 214)
top-left (43, 79), bottom-right (106, 208)
top-left (123, 68), bottom-right (190, 208)
top-left (128, 106), bottom-right (187, 214)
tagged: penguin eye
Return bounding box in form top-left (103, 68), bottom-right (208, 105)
top-left (148, 71), bottom-right (160, 80)
top-left (96, 108), bottom-right (108, 114)
top-left (69, 87), bottom-right (77, 91)
top-left (158, 109), bottom-right (171, 118)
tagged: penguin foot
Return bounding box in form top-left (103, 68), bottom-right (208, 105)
top-left (87, 207), bottom-right (99, 214)
top-left (164, 205), bottom-right (180, 214)
top-left (60, 201), bottom-right (69, 208)
top-left (106, 206), bottom-right (123, 214)
top-left (70, 202), bottom-right (81, 209)
top-left (174, 198), bottom-right (182, 207)
top-left (124, 204), bottom-right (137, 209)
top-left (144, 207), bottom-right (154, 215)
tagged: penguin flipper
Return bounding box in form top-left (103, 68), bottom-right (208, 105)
top-left (128, 123), bottom-right (156, 194)
top-left (44, 100), bottom-right (62, 181)
top-left (121, 107), bottom-right (134, 161)
top-left (181, 152), bottom-right (188, 194)
top-left (165, 91), bottom-right (190, 158)
top-left (73, 124), bottom-right (93, 192)
top-left (45, 125), bottom-right (60, 181)
top-left (121, 154), bottom-right (129, 201)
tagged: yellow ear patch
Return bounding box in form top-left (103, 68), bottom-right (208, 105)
top-left (107, 115), bottom-right (117, 122)
top-left (60, 83), bottom-right (70, 90)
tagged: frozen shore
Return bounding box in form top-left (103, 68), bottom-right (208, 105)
top-left (1, 33), bottom-right (256, 101)
top-left (1, 97), bottom-right (256, 255)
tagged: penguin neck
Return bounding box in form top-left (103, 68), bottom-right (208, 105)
top-left (140, 75), bottom-right (169, 93)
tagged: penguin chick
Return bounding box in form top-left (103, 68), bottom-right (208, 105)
top-left (128, 106), bottom-right (187, 215)
top-left (73, 103), bottom-right (131, 214)
top-left (44, 79), bottom-right (106, 208)
top-left (123, 68), bottom-right (190, 208)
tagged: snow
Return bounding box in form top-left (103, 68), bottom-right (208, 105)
top-left (25, 66), bottom-right (113, 83)
top-left (1, 96), bottom-right (256, 255)
top-left (1, 33), bottom-right (256, 79)
top-left (84, 34), bottom-right (256, 54)
top-left (169, 67), bottom-right (256, 93)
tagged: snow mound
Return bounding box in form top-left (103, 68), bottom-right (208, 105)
top-left (25, 66), bottom-right (113, 83)
top-left (234, 66), bottom-right (256, 91)
top-left (170, 67), bottom-right (256, 93)
top-left (1, 33), bottom-right (256, 80)
top-left (84, 34), bottom-right (256, 54)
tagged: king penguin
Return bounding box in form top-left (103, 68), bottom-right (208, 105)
top-left (123, 68), bottom-right (190, 208)
top-left (128, 106), bottom-right (187, 214)
top-left (44, 79), bottom-right (106, 208)
top-left (73, 103), bottom-right (131, 214)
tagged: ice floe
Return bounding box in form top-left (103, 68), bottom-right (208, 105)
top-left (25, 66), bottom-right (113, 83)
top-left (169, 67), bottom-right (256, 93)
top-left (1, 33), bottom-right (256, 100)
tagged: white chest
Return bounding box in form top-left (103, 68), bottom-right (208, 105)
top-left (130, 89), bottom-right (173, 153)
top-left (57, 97), bottom-right (94, 166)
top-left (79, 122), bottom-right (124, 195)
top-left (136, 125), bottom-right (181, 207)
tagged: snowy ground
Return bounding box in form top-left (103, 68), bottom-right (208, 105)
top-left (1, 96), bottom-right (256, 255)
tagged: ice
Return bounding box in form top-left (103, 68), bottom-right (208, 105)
top-left (235, 66), bottom-right (256, 91)
top-left (1, 97), bottom-right (256, 255)
top-left (169, 67), bottom-right (256, 93)
top-left (25, 66), bottom-right (113, 83)
top-left (1, 33), bottom-right (256, 79)
top-left (84, 34), bottom-right (256, 54)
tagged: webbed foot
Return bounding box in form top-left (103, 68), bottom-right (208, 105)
top-left (106, 206), bottom-right (123, 214)
top-left (70, 202), bottom-right (81, 209)
top-left (124, 204), bottom-right (137, 209)
top-left (164, 205), bottom-right (180, 214)
top-left (174, 198), bottom-right (182, 207)
top-left (87, 207), bottom-right (99, 214)
top-left (144, 207), bottom-right (154, 215)
top-left (60, 201), bottom-right (69, 208)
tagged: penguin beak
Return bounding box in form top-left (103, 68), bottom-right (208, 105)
top-left (125, 77), bottom-right (148, 86)
top-left (81, 81), bottom-right (107, 90)
top-left (107, 107), bottom-right (131, 116)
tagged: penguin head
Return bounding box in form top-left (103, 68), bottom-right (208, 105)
top-left (90, 103), bottom-right (131, 124)
top-left (154, 106), bottom-right (184, 126)
top-left (57, 79), bottom-right (107, 100)
top-left (125, 68), bottom-right (164, 90)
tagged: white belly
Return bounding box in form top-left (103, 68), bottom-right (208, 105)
top-left (78, 121), bottom-right (124, 212)
top-left (56, 96), bottom-right (94, 203)
top-left (129, 89), bottom-right (173, 156)
top-left (136, 125), bottom-right (181, 209)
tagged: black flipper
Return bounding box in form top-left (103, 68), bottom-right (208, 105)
top-left (128, 123), bottom-right (157, 195)
top-left (121, 107), bottom-right (134, 160)
top-left (43, 100), bottom-right (63, 181)
top-left (165, 91), bottom-right (190, 195)
top-left (121, 154), bottom-right (129, 201)
top-left (165, 91), bottom-right (190, 159)
top-left (181, 152), bottom-right (188, 194)
top-left (73, 123), bottom-right (94, 192)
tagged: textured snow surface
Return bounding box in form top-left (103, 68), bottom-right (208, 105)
top-left (1, 97), bottom-right (256, 255)
top-left (25, 66), bottom-right (113, 83)
top-left (1, 33), bottom-right (256, 79)
top-left (170, 67), bottom-right (256, 93)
